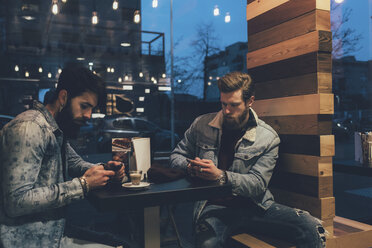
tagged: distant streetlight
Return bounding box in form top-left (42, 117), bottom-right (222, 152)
top-left (134, 10), bottom-right (141, 23)
top-left (112, 0), bottom-right (118, 10)
top-left (152, 0), bottom-right (158, 8)
top-left (52, 0), bottom-right (58, 15)
top-left (225, 12), bottom-right (231, 23)
top-left (92, 11), bottom-right (98, 25)
top-left (214, 5), bottom-right (220, 16)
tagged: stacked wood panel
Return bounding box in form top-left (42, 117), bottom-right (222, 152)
top-left (246, 0), bottom-right (335, 235)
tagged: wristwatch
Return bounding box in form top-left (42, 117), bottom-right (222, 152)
top-left (217, 170), bottom-right (227, 184)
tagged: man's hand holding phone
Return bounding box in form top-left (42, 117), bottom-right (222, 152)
top-left (186, 157), bottom-right (222, 181)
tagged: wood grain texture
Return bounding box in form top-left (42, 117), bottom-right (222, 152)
top-left (246, 0), bottom-right (289, 21)
top-left (261, 114), bottom-right (332, 135)
top-left (231, 233), bottom-right (296, 248)
top-left (270, 188), bottom-right (335, 220)
top-left (253, 93), bottom-right (334, 117)
top-left (270, 171), bottom-right (333, 198)
top-left (248, 0), bottom-right (330, 35)
top-left (279, 134), bottom-right (335, 157)
top-left (276, 153), bottom-right (333, 177)
top-left (248, 52), bottom-right (332, 83)
top-left (247, 31), bottom-right (332, 69)
top-left (255, 73), bottom-right (332, 100)
top-left (248, 10), bottom-right (331, 52)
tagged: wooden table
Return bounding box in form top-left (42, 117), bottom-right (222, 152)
top-left (88, 178), bottom-right (232, 248)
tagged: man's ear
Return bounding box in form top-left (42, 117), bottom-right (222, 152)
top-left (58, 90), bottom-right (68, 108)
top-left (246, 96), bottom-right (255, 108)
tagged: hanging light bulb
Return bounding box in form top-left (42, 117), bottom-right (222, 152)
top-left (162, 73), bottom-right (166, 78)
top-left (118, 77), bottom-right (122, 83)
top-left (153, 79), bottom-right (157, 84)
top-left (38, 67), bottom-right (43, 73)
top-left (92, 11), bottom-right (98, 25)
top-left (58, 68), bottom-right (62, 74)
top-left (48, 72), bottom-right (52, 78)
top-left (110, 67), bottom-right (115, 73)
top-left (112, 0), bottom-right (118, 10)
top-left (208, 82), bottom-right (212, 86)
top-left (61, 0), bottom-right (67, 3)
top-left (150, 76), bottom-right (155, 81)
top-left (25, 71), bottom-right (29, 78)
top-left (225, 12), bottom-right (231, 23)
top-left (107, 67), bottom-right (111, 73)
top-left (52, 0), bottom-right (58, 15)
top-left (139, 72), bottom-right (144, 77)
top-left (134, 10), bottom-right (140, 23)
top-left (14, 65), bottom-right (19, 72)
top-left (152, 0), bottom-right (158, 8)
top-left (213, 5), bottom-right (220, 16)
top-left (124, 75), bottom-right (129, 81)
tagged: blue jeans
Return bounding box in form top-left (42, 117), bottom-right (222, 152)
top-left (195, 202), bottom-right (326, 248)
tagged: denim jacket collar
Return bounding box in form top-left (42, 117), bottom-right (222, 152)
top-left (208, 108), bottom-right (259, 143)
top-left (32, 100), bottom-right (61, 134)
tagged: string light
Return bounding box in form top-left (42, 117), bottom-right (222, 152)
top-left (162, 73), bottom-right (166, 78)
top-left (152, 0), bottom-right (158, 8)
top-left (38, 67), bottom-right (43, 73)
top-left (110, 67), bottom-right (115, 73)
top-left (225, 12), bottom-right (231, 23)
top-left (58, 68), bottom-right (62, 74)
top-left (134, 10), bottom-right (140, 23)
top-left (52, 0), bottom-right (58, 15)
top-left (124, 75), bottom-right (129, 81)
top-left (61, 0), bottom-right (67, 3)
top-left (214, 5), bottom-right (220, 16)
top-left (208, 82), bottom-right (212, 86)
top-left (139, 72), bottom-right (144, 77)
top-left (48, 72), bottom-right (52, 78)
top-left (14, 65), bottom-right (19, 72)
top-left (153, 79), bottom-right (157, 84)
top-left (112, 0), bottom-right (118, 10)
top-left (107, 67), bottom-right (111, 72)
top-left (118, 77), bottom-right (122, 83)
top-left (92, 11), bottom-right (98, 25)
top-left (25, 71), bottom-right (29, 77)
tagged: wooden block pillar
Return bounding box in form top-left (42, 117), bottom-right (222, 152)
top-left (246, 0), bottom-right (335, 235)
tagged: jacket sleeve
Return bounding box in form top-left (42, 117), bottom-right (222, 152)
top-left (169, 117), bottom-right (199, 171)
top-left (66, 142), bottom-right (95, 178)
top-left (0, 121), bottom-right (85, 218)
top-left (226, 135), bottom-right (280, 202)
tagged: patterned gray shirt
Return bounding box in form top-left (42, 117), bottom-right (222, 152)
top-left (0, 101), bottom-right (94, 248)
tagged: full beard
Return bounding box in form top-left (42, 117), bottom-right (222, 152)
top-left (223, 108), bottom-right (249, 131)
top-left (56, 101), bottom-right (83, 139)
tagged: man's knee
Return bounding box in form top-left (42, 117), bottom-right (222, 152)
top-left (195, 221), bottom-right (222, 248)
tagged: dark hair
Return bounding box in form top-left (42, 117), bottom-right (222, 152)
top-left (55, 67), bottom-right (106, 112)
top-left (217, 71), bottom-right (255, 101)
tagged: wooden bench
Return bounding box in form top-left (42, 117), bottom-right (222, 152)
top-left (230, 216), bottom-right (372, 248)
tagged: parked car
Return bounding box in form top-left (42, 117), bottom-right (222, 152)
top-left (97, 116), bottom-right (180, 152)
top-left (0, 114), bottom-right (14, 129)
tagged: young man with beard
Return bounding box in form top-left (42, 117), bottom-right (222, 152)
top-left (0, 67), bottom-right (125, 248)
top-left (170, 72), bottom-right (326, 248)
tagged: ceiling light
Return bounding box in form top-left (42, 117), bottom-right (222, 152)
top-left (22, 16), bottom-right (35, 21)
top-left (120, 42), bottom-right (131, 47)
top-left (112, 0), bottom-right (118, 10)
top-left (225, 12), bottom-right (231, 23)
top-left (134, 10), bottom-right (140, 23)
top-left (214, 6), bottom-right (220, 16)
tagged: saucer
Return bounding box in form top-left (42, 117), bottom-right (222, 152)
top-left (122, 182), bottom-right (150, 190)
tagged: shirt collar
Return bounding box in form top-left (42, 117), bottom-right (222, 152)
top-left (208, 108), bottom-right (258, 142)
top-left (32, 100), bottom-right (61, 134)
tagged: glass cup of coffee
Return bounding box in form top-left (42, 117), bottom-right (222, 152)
top-left (129, 170), bottom-right (142, 185)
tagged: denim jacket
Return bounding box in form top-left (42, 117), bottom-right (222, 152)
top-left (0, 101), bottom-right (94, 248)
top-left (170, 109), bottom-right (280, 224)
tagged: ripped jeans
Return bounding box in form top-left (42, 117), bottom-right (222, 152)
top-left (195, 202), bottom-right (326, 248)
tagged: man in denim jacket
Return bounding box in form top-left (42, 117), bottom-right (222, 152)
top-left (170, 72), bottom-right (326, 248)
top-left (0, 67), bottom-right (124, 247)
